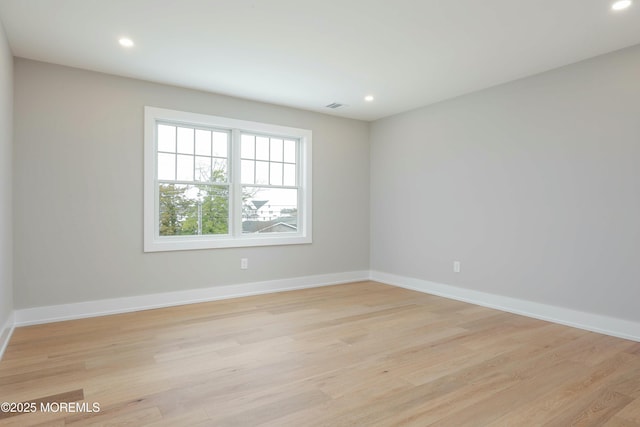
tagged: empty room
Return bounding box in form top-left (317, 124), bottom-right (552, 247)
top-left (1, 0), bottom-right (640, 425)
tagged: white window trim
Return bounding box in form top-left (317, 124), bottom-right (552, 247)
top-left (144, 106), bottom-right (312, 252)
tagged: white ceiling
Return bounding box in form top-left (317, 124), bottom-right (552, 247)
top-left (0, 0), bottom-right (639, 121)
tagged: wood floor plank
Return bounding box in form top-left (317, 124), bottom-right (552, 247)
top-left (379, 372), bottom-right (520, 426)
top-left (615, 398), bottom-right (640, 424)
top-left (604, 416), bottom-right (640, 427)
top-left (489, 352), bottom-right (638, 426)
top-left (1, 281), bottom-right (639, 426)
top-left (541, 389), bottom-right (633, 427)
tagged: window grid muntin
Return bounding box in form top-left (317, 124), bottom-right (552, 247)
top-left (156, 121), bottom-right (230, 185)
top-left (240, 132), bottom-right (298, 188)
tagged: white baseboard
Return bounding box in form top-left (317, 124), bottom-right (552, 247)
top-left (10, 269), bottom-right (640, 345)
top-left (0, 311), bottom-right (15, 360)
top-left (371, 270), bottom-right (640, 342)
top-left (14, 270), bottom-right (370, 327)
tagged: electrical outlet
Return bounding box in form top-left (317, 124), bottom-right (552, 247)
top-left (453, 261), bottom-right (461, 273)
top-left (240, 258), bottom-right (249, 270)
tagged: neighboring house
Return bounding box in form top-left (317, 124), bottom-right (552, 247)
top-left (242, 216), bottom-right (297, 233)
top-left (255, 222), bottom-right (297, 233)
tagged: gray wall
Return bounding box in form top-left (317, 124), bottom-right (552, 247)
top-left (12, 43), bottom-right (640, 324)
top-left (13, 59), bottom-right (370, 309)
top-left (370, 45), bottom-right (640, 322)
top-left (0, 20), bottom-right (13, 331)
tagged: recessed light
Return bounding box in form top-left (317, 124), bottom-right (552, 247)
top-left (612, 0), bottom-right (632, 10)
top-left (119, 38), bottom-right (134, 47)
top-left (364, 95), bottom-right (374, 102)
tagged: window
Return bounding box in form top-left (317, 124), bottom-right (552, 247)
top-left (144, 107), bottom-right (312, 252)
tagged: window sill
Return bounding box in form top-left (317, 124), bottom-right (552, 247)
top-left (144, 234), bottom-right (312, 252)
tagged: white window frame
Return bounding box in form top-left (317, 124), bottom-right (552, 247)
top-left (144, 106), bottom-right (312, 252)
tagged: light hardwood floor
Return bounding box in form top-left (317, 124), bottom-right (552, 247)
top-left (1, 281), bottom-right (640, 426)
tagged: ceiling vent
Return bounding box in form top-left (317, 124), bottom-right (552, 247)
top-left (325, 102), bottom-right (346, 109)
